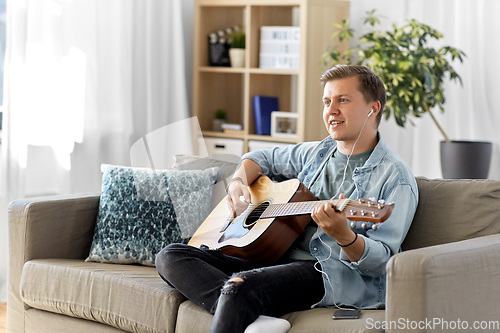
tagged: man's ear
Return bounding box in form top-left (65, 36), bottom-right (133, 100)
top-left (371, 101), bottom-right (381, 116)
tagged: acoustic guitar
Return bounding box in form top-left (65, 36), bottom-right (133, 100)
top-left (188, 175), bottom-right (393, 265)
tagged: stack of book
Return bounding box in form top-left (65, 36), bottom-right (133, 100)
top-left (259, 26), bottom-right (300, 70)
top-left (222, 123), bottom-right (243, 134)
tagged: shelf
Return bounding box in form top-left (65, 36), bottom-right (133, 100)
top-left (201, 131), bottom-right (246, 139)
top-left (248, 68), bottom-right (299, 75)
top-left (201, 131), bottom-right (299, 144)
top-left (199, 66), bottom-right (246, 73)
top-left (196, 71), bottom-right (245, 132)
top-left (247, 134), bottom-right (297, 143)
top-left (199, 66), bottom-right (300, 75)
top-left (193, 0), bottom-right (349, 154)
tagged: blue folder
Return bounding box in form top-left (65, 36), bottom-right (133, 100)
top-left (252, 95), bottom-right (279, 135)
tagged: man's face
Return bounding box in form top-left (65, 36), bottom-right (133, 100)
top-left (322, 76), bottom-right (374, 148)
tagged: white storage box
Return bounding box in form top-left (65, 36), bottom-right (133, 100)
top-left (259, 55), bottom-right (300, 70)
top-left (259, 26), bottom-right (301, 70)
top-left (260, 26), bottom-right (300, 42)
top-left (199, 137), bottom-right (244, 157)
top-left (248, 140), bottom-right (292, 152)
top-left (260, 41), bottom-right (300, 55)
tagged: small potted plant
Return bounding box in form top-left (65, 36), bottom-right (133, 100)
top-left (228, 30), bottom-right (246, 68)
top-left (322, 11), bottom-right (490, 179)
top-left (212, 108), bottom-right (226, 132)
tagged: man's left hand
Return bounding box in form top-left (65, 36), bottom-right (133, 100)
top-left (311, 193), bottom-right (355, 245)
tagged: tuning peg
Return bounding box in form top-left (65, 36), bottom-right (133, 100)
top-left (361, 223), bottom-right (368, 230)
top-left (350, 221), bottom-right (356, 229)
top-left (371, 224), bottom-right (378, 231)
top-left (378, 199), bottom-right (386, 204)
top-left (388, 202), bottom-right (395, 208)
top-left (369, 197), bottom-right (376, 202)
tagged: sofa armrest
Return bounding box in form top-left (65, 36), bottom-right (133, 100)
top-left (8, 193), bottom-right (100, 333)
top-left (9, 193), bottom-right (101, 261)
top-left (386, 234), bottom-right (500, 332)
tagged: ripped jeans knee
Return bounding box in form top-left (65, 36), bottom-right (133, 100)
top-left (221, 266), bottom-right (268, 295)
top-left (221, 274), bottom-right (246, 295)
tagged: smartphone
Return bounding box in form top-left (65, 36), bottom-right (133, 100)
top-left (332, 309), bottom-right (361, 320)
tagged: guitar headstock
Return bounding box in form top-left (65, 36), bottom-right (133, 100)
top-left (338, 197), bottom-right (394, 227)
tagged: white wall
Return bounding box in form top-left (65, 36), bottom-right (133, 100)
top-left (0, 140), bottom-right (4, 302)
top-left (350, 0), bottom-right (419, 172)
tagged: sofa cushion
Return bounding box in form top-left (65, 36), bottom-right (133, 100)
top-left (20, 259), bottom-right (186, 333)
top-left (25, 308), bottom-right (126, 333)
top-left (86, 164), bottom-right (218, 266)
top-left (174, 300), bottom-right (385, 333)
top-left (403, 177), bottom-right (500, 251)
top-left (283, 308), bottom-right (385, 333)
top-left (172, 154), bottom-right (239, 184)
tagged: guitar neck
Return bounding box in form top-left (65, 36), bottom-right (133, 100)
top-left (260, 199), bottom-right (349, 219)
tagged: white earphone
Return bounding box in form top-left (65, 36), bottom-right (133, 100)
top-left (367, 108), bottom-right (374, 117)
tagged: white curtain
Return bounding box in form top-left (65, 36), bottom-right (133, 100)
top-left (351, 0), bottom-right (500, 180)
top-left (0, 0), bottom-right (194, 302)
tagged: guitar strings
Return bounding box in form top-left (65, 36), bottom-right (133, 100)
top-left (313, 110), bottom-right (370, 310)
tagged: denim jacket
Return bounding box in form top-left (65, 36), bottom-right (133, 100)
top-left (242, 134), bottom-right (418, 309)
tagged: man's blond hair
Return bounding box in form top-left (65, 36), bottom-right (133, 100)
top-left (320, 65), bottom-right (386, 127)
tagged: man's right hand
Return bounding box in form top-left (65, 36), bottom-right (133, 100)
top-left (226, 179), bottom-right (251, 218)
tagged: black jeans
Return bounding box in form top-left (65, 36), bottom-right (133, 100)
top-left (156, 243), bottom-right (325, 333)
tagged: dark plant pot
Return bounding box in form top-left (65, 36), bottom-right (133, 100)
top-left (440, 140), bottom-right (492, 179)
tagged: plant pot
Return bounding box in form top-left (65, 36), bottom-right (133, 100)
top-left (440, 140), bottom-right (492, 179)
top-left (229, 48), bottom-right (245, 68)
top-left (212, 119), bottom-right (225, 132)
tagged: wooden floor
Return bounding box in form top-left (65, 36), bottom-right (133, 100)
top-left (0, 303), bottom-right (6, 333)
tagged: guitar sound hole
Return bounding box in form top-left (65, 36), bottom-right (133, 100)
top-left (243, 201), bottom-right (270, 228)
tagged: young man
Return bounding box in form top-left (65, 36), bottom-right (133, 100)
top-left (156, 65), bottom-right (418, 333)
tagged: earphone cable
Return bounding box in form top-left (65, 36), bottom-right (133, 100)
top-left (314, 111), bottom-right (372, 309)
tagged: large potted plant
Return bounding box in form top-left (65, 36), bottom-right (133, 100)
top-left (322, 11), bottom-right (492, 179)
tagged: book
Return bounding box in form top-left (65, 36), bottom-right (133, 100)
top-left (252, 95), bottom-right (279, 135)
top-left (221, 123), bottom-right (243, 131)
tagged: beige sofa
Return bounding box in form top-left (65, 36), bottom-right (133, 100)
top-left (8, 177), bottom-right (500, 333)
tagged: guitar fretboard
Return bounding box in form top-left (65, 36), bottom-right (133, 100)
top-left (260, 199), bottom-right (350, 219)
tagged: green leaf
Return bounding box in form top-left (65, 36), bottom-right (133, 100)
top-left (364, 9), bottom-right (381, 26)
top-left (321, 10), bottom-right (465, 130)
top-left (329, 30), bottom-right (341, 41)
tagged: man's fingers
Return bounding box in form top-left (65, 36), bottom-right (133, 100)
top-left (313, 203), bottom-right (331, 219)
top-left (243, 192), bottom-right (251, 204)
top-left (226, 195), bottom-right (237, 217)
top-left (226, 184), bottom-right (251, 218)
top-left (313, 202), bottom-right (341, 219)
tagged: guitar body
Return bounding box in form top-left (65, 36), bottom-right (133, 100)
top-left (188, 176), bottom-right (318, 265)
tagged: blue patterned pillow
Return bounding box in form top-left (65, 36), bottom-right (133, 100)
top-left (86, 164), bottom-right (218, 266)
